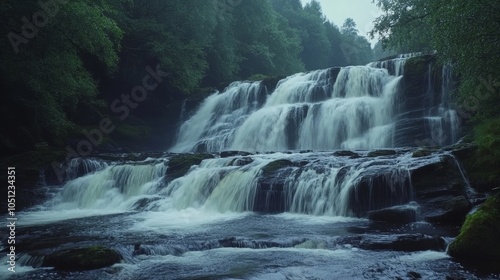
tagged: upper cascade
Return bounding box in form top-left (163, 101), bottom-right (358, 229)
top-left (170, 53), bottom-right (459, 153)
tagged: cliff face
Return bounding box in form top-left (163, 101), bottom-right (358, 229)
top-left (394, 54), bottom-right (462, 147)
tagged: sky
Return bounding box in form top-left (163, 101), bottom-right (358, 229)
top-left (300, 0), bottom-right (382, 45)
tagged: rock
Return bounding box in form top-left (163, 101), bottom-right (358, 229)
top-left (230, 156), bottom-right (254, 166)
top-left (333, 150), bottom-right (360, 158)
top-left (367, 150), bottom-right (397, 157)
top-left (254, 167), bottom-right (294, 213)
top-left (348, 172), bottom-right (412, 216)
top-left (412, 149), bottom-right (432, 158)
top-left (411, 155), bottom-right (464, 196)
top-left (407, 271), bottom-right (422, 279)
top-left (42, 246), bottom-right (121, 271)
top-left (132, 197), bottom-right (161, 211)
top-left (368, 203), bottom-right (418, 224)
top-left (261, 159), bottom-right (297, 176)
top-left (423, 196), bottom-right (471, 224)
top-left (220, 151), bottom-right (253, 158)
top-left (448, 194), bottom-right (500, 261)
top-left (166, 153), bottom-right (214, 179)
top-left (410, 155), bottom-right (471, 225)
top-left (359, 234), bottom-right (446, 252)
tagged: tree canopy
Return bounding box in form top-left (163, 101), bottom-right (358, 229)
top-left (0, 0), bottom-right (376, 153)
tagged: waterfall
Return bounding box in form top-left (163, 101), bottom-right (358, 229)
top-left (172, 65), bottom-right (404, 152)
top-left (52, 160), bottom-right (167, 210)
top-left (171, 53), bottom-right (458, 153)
top-left (40, 152), bottom-right (435, 218)
top-left (29, 54), bottom-right (464, 221)
top-left (170, 81), bottom-right (266, 153)
top-left (423, 63), bottom-right (460, 146)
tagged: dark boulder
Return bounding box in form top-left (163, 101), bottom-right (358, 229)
top-left (229, 156), bottom-right (254, 166)
top-left (368, 203), bottom-right (419, 224)
top-left (412, 149), bottom-right (432, 158)
top-left (333, 150), bottom-right (360, 158)
top-left (423, 196), bottom-right (471, 224)
top-left (410, 155), bottom-right (471, 224)
top-left (166, 153), bottom-right (214, 179)
top-left (358, 234), bottom-right (446, 252)
top-left (42, 246), bottom-right (121, 271)
top-left (367, 150), bottom-right (397, 157)
top-left (348, 172), bottom-right (413, 216)
top-left (220, 151), bottom-right (253, 158)
top-left (261, 159), bottom-right (297, 176)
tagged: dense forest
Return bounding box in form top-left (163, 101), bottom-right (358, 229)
top-left (2, 1), bottom-right (500, 277)
top-left (0, 0), bottom-right (374, 154)
top-left (0, 0), bottom-right (499, 174)
top-left (370, 0), bottom-right (500, 180)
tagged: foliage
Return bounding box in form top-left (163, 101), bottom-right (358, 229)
top-left (448, 193), bottom-right (500, 261)
top-left (473, 117), bottom-right (500, 181)
top-left (0, 0), bottom-right (123, 147)
top-left (1, 0), bottom-right (376, 151)
top-left (371, 0), bottom-right (500, 179)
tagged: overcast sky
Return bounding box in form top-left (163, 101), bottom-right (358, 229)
top-left (300, 0), bottom-right (382, 45)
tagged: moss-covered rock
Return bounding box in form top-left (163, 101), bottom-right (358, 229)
top-left (42, 246), bottom-right (121, 271)
top-left (367, 149), bottom-right (397, 157)
top-left (166, 153), bottom-right (215, 179)
top-left (448, 194), bottom-right (500, 261)
top-left (261, 159), bottom-right (296, 176)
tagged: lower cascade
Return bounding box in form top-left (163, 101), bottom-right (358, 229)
top-left (34, 148), bottom-right (469, 221)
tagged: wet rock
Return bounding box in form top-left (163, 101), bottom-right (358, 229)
top-left (220, 151), bottom-right (253, 158)
top-left (229, 156), bottom-right (254, 166)
top-left (254, 168), bottom-right (294, 213)
top-left (368, 203), bottom-right (418, 224)
top-left (42, 246), bottom-right (121, 271)
top-left (423, 196), bottom-right (471, 224)
top-left (166, 153), bottom-right (214, 179)
top-left (132, 197), bottom-right (161, 211)
top-left (412, 149), bottom-right (432, 158)
top-left (448, 194), bottom-right (500, 261)
top-left (358, 234), bottom-right (446, 252)
top-left (407, 271), bottom-right (422, 279)
top-left (410, 155), bottom-right (471, 225)
top-left (348, 172), bottom-right (412, 216)
top-left (333, 150), bottom-right (360, 158)
top-left (261, 159), bottom-right (297, 176)
top-left (367, 150), bottom-right (397, 157)
top-left (411, 155), bottom-right (463, 195)
top-left (218, 237), bottom-right (284, 249)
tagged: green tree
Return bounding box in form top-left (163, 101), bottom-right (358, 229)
top-left (340, 18), bottom-right (373, 65)
top-left (0, 0), bottom-right (123, 147)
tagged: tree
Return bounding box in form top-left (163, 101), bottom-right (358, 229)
top-left (0, 0), bottom-right (123, 146)
top-left (340, 18), bottom-right (373, 65)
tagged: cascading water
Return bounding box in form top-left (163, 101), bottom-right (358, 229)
top-left (171, 53), bottom-right (459, 153)
top-left (21, 53), bottom-right (462, 221)
top-left (6, 54), bottom-right (484, 280)
top-left (173, 66), bottom-right (402, 152)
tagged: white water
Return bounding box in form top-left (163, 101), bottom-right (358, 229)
top-left (18, 150), bottom-right (456, 228)
top-left (171, 53), bottom-right (459, 153)
top-left (170, 81), bottom-right (264, 152)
